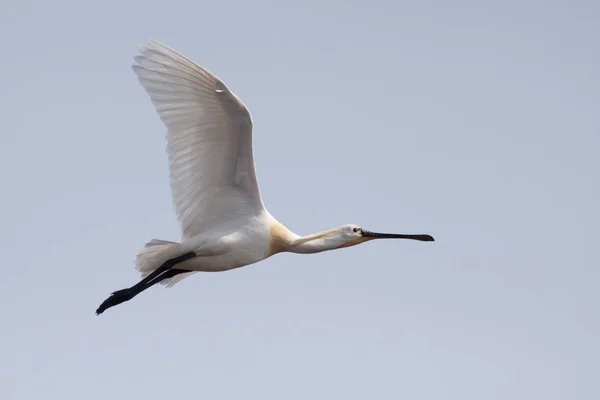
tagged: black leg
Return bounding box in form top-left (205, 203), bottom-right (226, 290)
top-left (95, 252), bottom-right (195, 315)
top-left (129, 252), bottom-right (196, 292)
top-left (109, 268), bottom-right (189, 295)
top-left (149, 268), bottom-right (190, 286)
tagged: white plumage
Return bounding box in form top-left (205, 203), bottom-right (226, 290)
top-left (132, 41), bottom-right (270, 287)
top-left (96, 40), bottom-right (434, 315)
top-left (133, 41), bottom-right (262, 237)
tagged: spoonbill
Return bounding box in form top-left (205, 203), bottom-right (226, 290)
top-left (96, 40), bottom-right (434, 315)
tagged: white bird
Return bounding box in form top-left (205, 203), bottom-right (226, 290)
top-left (96, 40), bottom-right (434, 315)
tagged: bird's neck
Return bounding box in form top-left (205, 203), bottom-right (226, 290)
top-left (267, 216), bottom-right (344, 255)
top-left (286, 229), bottom-right (345, 254)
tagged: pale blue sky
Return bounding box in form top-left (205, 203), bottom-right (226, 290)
top-left (1, 0), bottom-right (599, 399)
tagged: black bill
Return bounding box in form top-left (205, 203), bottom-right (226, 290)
top-left (361, 229), bottom-right (434, 242)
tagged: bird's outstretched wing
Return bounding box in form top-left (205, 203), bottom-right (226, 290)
top-left (132, 41), bottom-right (264, 237)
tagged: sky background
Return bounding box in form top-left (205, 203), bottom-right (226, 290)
top-left (1, 0), bottom-right (599, 399)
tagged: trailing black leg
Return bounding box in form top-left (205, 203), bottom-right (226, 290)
top-left (129, 252), bottom-right (196, 292)
top-left (150, 268), bottom-right (190, 285)
top-left (95, 253), bottom-right (196, 315)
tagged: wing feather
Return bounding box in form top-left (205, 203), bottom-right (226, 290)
top-left (132, 40), bottom-right (263, 237)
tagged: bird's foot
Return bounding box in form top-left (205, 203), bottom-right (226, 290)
top-left (96, 288), bottom-right (136, 315)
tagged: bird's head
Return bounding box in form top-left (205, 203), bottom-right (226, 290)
top-left (336, 224), bottom-right (435, 248)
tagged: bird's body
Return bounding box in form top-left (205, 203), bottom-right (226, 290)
top-left (142, 211), bottom-right (287, 278)
top-left (96, 40), bottom-right (434, 315)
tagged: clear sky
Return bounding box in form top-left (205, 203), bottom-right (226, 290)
top-left (1, 0), bottom-right (599, 399)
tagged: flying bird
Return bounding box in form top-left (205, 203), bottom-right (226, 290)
top-left (96, 40), bottom-right (434, 315)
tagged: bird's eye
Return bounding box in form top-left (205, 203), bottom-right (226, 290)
top-left (353, 227), bottom-right (360, 233)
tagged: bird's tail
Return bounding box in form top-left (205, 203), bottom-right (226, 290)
top-left (135, 239), bottom-right (197, 287)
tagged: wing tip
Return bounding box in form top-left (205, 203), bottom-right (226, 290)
top-left (136, 39), bottom-right (170, 54)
